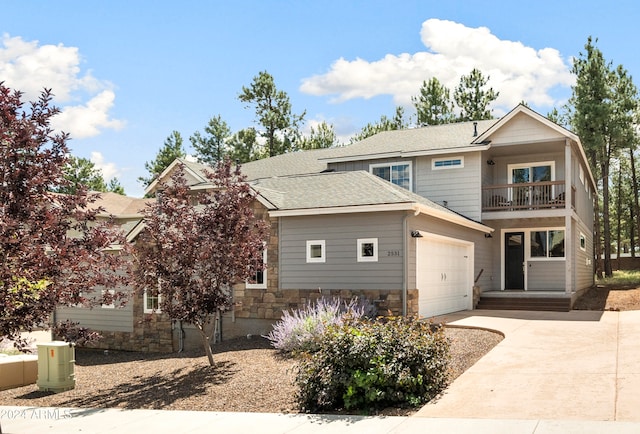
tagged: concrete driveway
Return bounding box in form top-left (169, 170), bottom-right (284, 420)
top-left (415, 310), bottom-right (640, 421)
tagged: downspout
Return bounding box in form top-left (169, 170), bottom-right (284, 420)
top-left (402, 209), bottom-right (420, 316)
top-left (178, 320), bottom-right (184, 352)
top-left (402, 212), bottom-right (408, 316)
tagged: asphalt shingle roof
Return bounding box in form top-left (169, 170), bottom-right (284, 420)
top-left (250, 170), bottom-right (451, 215)
top-left (320, 119), bottom-right (497, 161)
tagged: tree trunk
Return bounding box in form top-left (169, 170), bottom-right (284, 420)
top-left (602, 159), bottom-right (613, 277)
top-left (616, 164), bottom-right (622, 261)
top-left (630, 200), bottom-right (636, 258)
top-left (590, 152), bottom-right (603, 279)
top-left (631, 148), bottom-right (640, 257)
top-left (196, 321), bottom-right (216, 366)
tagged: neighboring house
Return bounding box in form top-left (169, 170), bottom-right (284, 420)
top-left (56, 104), bottom-right (596, 351)
top-left (54, 193), bottom-right (175, 352)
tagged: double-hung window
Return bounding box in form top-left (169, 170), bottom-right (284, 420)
top-left (370, 162), bottom-right (412, 191)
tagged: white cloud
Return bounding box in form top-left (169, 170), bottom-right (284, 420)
top-left (90, 151), bottom-right (119, 181)
top-left (0, 34), bottom-right (123, 138)
top-left (51, 90), bottom-right (125, 139)
top-left (300, 19), bottom-right (574, 113)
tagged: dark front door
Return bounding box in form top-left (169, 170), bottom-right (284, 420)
top-left (505, 232), bottom-right (525, 290)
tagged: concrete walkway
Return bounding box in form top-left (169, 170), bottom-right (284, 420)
top-left (3, 310), bottom-right (640, 433)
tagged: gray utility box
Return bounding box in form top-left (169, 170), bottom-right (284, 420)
top-left (36, 341), bottom-right (75, 392)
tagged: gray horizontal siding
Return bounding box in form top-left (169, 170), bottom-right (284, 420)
top-left (574, 219), bottom-right (594, 291)
top-left (56, 303), bottom-right (133, 333)
top-left (280, 213), bottom-right (404, 290)
top-left (415, 153), bottom-right (482, 221)
top-left (527, 260), bottom-right (565, 291)
top-left (328, 158), bottom-right (416, 191)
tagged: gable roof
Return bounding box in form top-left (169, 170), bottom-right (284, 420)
top-left (251, 171), bottom-right (492, 233)
top-left (145, 157), bottom-right (212, 194)
top-left (473, 104), bottom-right (597, 190)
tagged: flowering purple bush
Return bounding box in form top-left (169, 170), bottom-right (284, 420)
top-left (264, 297), bottom-right (373, 355)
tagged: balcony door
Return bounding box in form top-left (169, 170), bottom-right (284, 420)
top-left (508, 161), bottom-right (555, 206)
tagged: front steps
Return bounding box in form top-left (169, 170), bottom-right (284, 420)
top-left (476, 292), bottom-right (571, 312)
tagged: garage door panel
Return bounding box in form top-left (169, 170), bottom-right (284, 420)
top-left (417, 234), bottom-right (472, 318)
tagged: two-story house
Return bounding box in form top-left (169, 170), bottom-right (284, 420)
top-left (56, 104), bottom-right (596, 351)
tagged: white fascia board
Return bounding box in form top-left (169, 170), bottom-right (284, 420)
top-left (321, 151), bottom-right (404, 164)
top-left (269, 203), bottom-right (416, 217)
top-left (402, 144), bottom-right (490, 157)
top-left (145, 159), bottom-right (208, 195)
top-left (321, 145), bottom-right (489, 164)
top-left (269, 202), bottom-right (494, 234)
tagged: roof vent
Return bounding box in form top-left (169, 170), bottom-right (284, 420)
top-left (473, 122), bottom-right (478, 137)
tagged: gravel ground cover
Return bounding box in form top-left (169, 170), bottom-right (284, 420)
top-left (0, 328), bottom-right (502, 415)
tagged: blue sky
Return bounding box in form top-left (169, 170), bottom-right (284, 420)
top-left (3, 1), bottom-right (640, 197)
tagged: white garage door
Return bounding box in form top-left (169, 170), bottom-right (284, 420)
top-left (417, 232), bottom-right (473, 318)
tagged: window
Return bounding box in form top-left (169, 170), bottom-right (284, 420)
top-left (306, 240), bottom-right (326, 263)
top-left (144, 289), bottom-right (161, 313)
top-left (432, 156), bottom-right (464, 170)
top-left (509, 161), bottom-right (554, 184)
top-left (357, 238), bottom-right (378, 262)
top-left (370, 162), bottom-right (412, 190)
top-left (101, 289), bottom-right (115, 309)
top-left (579, 233), bottom-right (586, 251)
top-left (530, 230), bottom-right (565, 258)
top-left (246, 245), bottom-right (267, 289)
top-left (579, 165), bottom-right (585, 185)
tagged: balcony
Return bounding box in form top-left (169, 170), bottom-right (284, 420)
top-left (482, 181), bottom-right (574, 212)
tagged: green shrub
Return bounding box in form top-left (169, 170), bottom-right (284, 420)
top-left (294, 317), bottom-right (450, 413)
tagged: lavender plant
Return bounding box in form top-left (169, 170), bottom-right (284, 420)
top-left (264, 297), bottom-right (373, 355)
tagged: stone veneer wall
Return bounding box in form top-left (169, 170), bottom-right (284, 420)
top-left (234, 288), bottom-right (419, 320)
top-left (81, 292), bottom-right (174, 353)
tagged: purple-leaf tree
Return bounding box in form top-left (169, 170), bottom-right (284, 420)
top-left (132, 160), bottom-right (268, 366)
top-left (0, 83), bottom-right (131, 350)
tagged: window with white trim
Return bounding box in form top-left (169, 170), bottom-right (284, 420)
top-left (579, 233), bottom-right (586, 251)
top-left (247, 245), bottom-right (267, 289)
top-left (144, 289), bottom-right (161, 313)
top-left (306, 240), bottom-right (326, 263)
top-left (370, 161), bottom-right (412, 191)
top-left (101, 289), bottom-right (115, 309)
top-left (432, 156), bottom-right (464, 170)
top-left (357, 238), bottom-right (378, 262)
top-left (509, 161), bottom-right (555, 184)
top-left (530, 229), bottom-right (565, 258)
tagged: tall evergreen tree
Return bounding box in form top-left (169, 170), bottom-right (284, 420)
top-left (239, 71), bottom-right (305, 157)
top-left (58, 156), bottom-right (125, 195)
top-left (139, 130), bottom-right (186, 187)
top-left (227, 128), bottom-right (262, 164)
top-left (412, 77), bottom-right (455, 126)
top-left (299, 121), bottom-right (338, 150)
top-left (190, 115), bottom-right (231, 166)
top-left (453, 68), bottom-right (499, 121)
top-left (568, 37), bottom-right (639, 277)
top-left (350, 106), bottom-right (409, 143)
